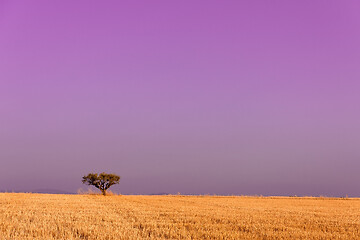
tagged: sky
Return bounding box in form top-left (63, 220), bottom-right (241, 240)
top-left (0, 1), bottom-right (360, 196)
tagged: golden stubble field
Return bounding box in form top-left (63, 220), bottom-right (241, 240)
top-left (0, 193), bottom-right (359, 239)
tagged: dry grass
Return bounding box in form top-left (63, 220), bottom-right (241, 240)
top-left (0, 193), bottom-right (359, 239)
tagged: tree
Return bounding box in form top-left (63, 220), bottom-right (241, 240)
top-left (82, 172), bottom-right (120, 195)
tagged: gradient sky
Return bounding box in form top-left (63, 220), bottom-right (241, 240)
top-left (1, 1), bottom-right (360, 196)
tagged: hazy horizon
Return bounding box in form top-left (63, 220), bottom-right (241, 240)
top-left (1, 1), bottom-right (360, 197)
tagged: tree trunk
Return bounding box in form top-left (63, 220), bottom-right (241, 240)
top-left (101, 190), bottom-right (106, 196)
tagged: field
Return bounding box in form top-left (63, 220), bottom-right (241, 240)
top-left (0, 193), bottom-right (359, 239)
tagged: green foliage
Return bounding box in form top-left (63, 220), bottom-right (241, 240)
top-left (82, 172), bottom-right (120, 195)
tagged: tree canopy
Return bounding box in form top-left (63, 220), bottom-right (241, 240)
top-left (82, 172), bottom-right (120, 195)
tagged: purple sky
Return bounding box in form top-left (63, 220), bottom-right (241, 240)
top-left (1, 1), bottom-right (360, 196)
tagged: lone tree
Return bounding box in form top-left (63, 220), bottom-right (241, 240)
top-left (82, 172), bottom-right (120, 195)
